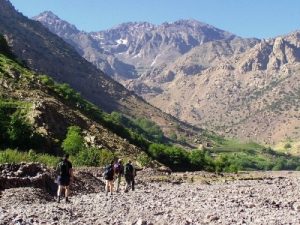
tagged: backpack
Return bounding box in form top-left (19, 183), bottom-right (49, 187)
top-left (103, 165), bottom-right (114, 180)
top-left (57, 160), bottom-right (69, 177)
top-left (124, 163), bottom-right (133, 176)
top-left (114, 163), bottom-right (121, 174)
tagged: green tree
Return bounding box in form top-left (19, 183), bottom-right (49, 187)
top-left (189, 150), bottom-right (205, 170)
top-left (74, 147), bottom-right (101, 166)
top-left (7, 111), bottom-right (33, 148)
top-left (134, 118), bottom-right (163, 142)
top-left (62, 126), bottom-right (84, 155)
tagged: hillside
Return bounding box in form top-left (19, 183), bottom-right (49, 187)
top-left (143, 34), bottom-right (300, 144)
top-left (0, 0), bottom-right (203, 147)
top-left (0, 41), bottom-right (144, 159)
top-left (33, 10), bottom-right (300, 145)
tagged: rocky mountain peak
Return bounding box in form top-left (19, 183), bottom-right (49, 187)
top-left (0, 0), bottom-right (18, 17)
top-left (34, 11), bottom-right (59, 20)
top-left (33, 11), bottom-right (80, 36)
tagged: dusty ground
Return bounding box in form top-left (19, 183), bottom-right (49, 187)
top-left (1, 165), bottom-right (300, 225)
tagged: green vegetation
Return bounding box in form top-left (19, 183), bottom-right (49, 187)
top-left (60, 125), bottom-right (115, 167)
top-left (0, 149), bottom-right (59, 167)
top-left (0, 99), bottom-right (44, 150)
top-left (1, 44), bottom-right (300, 172)
top-left (61, 126), bottom-right (84, 155)
top-left (72, 148), bottom-right (115, 167)
top-left (109, 111), bottom-right (164, 143)
top-left (208, 139), bottom-right (300, 172)
top-left (148, 143), bottom-right (214, 171)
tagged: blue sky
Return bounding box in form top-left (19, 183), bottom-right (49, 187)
top-left (10, 0), bottom-right (300, 39)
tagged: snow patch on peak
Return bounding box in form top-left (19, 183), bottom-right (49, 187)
top-left (116, 38), bottom-right (128, 45)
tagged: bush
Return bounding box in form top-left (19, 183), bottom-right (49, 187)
top-left (7, 111), bottom-right (33, 148)
top-left (98, 149), bottom-right (115, 166)
top-left (284, 143), bottom-right (292, 149)
top-left (189, 150), bottom-right (205, 170)
top-left (148, 143), bottom-right (189, 171)
top-left (61, 126), bottom-right (84, 155)
top-left (73, 147), bottom-right (102, 167)
top-left (134, 118), bottom-right (164, 142)
top-left (137, 152), bottom-right (152, 167)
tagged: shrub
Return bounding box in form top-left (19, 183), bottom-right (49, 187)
top-left (189, 150), bottom-right (205, 170)
top-left (137, 152), bottom-right (152, 167)
top-left (73, 147), bottom-right (102, 167)
top-left (7, 111), bottom-right (33, 148)
top-left (61, 126), bottom-right (84, 155)
top-left (284, 143), bottom-right (292, 149)
top-left (134, 118), bottom-right (164, 142)
top-left (98, 149), bottom-right (115, 166)
top-left (148, 143), bottom-right (189, 171)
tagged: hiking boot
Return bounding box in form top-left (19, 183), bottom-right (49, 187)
top-left (57, 196), bottom-right (61, 203)
top-left (65, 197), bottom-right (70, 203)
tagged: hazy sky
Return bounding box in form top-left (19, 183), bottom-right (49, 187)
top-left (9, 0), bottom-right (300, 39)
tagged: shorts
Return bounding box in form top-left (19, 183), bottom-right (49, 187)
top-left (57, 176), bottom-right (70, 186)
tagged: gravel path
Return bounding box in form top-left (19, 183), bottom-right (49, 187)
top-left (1, 172), bottom-right (300, 224)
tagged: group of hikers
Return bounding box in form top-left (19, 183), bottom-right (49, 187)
top-left (56, 154), bottom-right (136, 203)
top-left (103, 158), bottom-right (136, 195)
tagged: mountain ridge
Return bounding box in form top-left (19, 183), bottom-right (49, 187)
top-left (34, 11), bottom-right (236, 82)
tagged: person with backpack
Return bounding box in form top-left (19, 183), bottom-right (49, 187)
top-left (56, 153), bottom-right (73, 203)
top-left (124, 160), bottom-right (136, 192)
top-left (104, 160), bottom-right (115, 196)
top-left (114, 159), bottom-right (124, 192)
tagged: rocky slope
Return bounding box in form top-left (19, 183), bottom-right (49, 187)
top-left (144, 33), bottom-right (300, 144)
top-left (0, 0), bottom-right (204, 146)
top-left (1, 163), bottom-right (300, 224)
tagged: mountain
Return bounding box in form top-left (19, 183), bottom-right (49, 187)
top-left (0, 0), bottom-right (203, 147)
top-left (34, 12), bottom-right (235, 82)
top-left (33, 9), bottom-right (300, 144)
top-left (144, 33), bottom-right (300, 144)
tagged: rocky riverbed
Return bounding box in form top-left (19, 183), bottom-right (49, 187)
top-left (1, 164), bottom-right (300, 224)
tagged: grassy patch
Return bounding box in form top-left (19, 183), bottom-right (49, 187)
top-left (0, 149), bottom-right (59, 167)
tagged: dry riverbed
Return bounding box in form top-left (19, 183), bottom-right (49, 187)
top-left (1, 164), bottom-right (300, 224)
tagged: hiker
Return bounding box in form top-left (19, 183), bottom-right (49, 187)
top-left (124, 160), bottom-right (136, 192)
top-left (104, 160), bottom-right (115, 195)
top-left (114, 159), bottom-right (124, 192)
top-left (56, 153), bottom-right (73, 203)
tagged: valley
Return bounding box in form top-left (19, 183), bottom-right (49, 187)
top-left (34, 11), bottom-right (300, 145)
